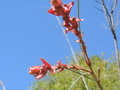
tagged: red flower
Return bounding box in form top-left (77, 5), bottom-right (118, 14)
top-left (51, 0), bottom-right (62, 7)
top-left (48, 6), bottom-right (63, 16)
top-left (62, 1), bottom-right (74, 21)
top-left (29, 58), bottom-right (56, 80)
top-left (63, 1), bottom-right (74, 14)
top-left (29, 65), bottom-right (46, 80)
top-left (35, 64), bottom-right (48, 80)
top-left (40, 58), bottom-right (56, 74)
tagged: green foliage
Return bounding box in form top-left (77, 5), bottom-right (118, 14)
top-left (30, 55), bottom-right (120, 90)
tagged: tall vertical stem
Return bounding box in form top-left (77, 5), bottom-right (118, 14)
top-left (77, 35), bottom-right (103, 90)
top-left (77, 0), bottom-right (103, 89)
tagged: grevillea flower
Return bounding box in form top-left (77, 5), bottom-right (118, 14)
top-left (29, 58), bottom-right (56, 80)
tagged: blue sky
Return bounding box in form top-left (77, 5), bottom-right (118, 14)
top-left (0, 0), bottom-right (120, 90)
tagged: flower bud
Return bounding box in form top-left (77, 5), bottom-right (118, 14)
top-left (29, 66), bottom-right (40, 74)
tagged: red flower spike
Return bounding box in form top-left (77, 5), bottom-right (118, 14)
top-left (51, 0), bottom-right (62, 7)
top-left (29, 58), bottom-right (57, 80)
top-left (29, 0), bottom-right (86, 80)
top-left (29, 65), bottom-right (48, 80)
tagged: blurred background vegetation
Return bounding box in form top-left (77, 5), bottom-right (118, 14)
top-left (30, 54), bottom-right (120, 90)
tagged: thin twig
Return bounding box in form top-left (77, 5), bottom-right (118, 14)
top-left (101, 0), bottom-right (111, 27)
top-left (111, 0), bottom-right (118, 14)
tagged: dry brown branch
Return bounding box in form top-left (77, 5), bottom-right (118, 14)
top-left (76, 0), bottom-right (103, 89)
top-left (98, 0), bottom-right (120, 78)
top-left (77, 33), bottom-right (103, 90)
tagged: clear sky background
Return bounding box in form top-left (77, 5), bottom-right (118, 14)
top-left (0, 0), bottom-right (120, 90)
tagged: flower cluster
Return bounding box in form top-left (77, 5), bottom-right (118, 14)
top-left (29, 58), bottom-right (89, 79)
top-left (29, 0), bottom-right (87, 80)
top-left (48, 0), bottom-right (83, 36)
top-left (29, 58), bottom-right (56, 80)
